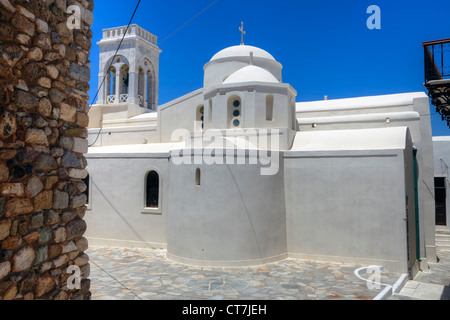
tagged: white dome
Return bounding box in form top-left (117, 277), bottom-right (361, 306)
top-left (210, 45), bottom-right (276, 62)
top-left (223, 65), bottom-right (279, 84)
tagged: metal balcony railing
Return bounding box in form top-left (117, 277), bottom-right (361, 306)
top-left (423, 39), bottom-right (450, 82)
top-left (423, 39), bottom-right (450, 127)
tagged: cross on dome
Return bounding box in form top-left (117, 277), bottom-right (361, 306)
top-left (239, 21), bottom-right (246, 46)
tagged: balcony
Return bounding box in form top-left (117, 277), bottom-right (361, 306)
top-left (106, 94), bottom-right (145, 107)
top-left (423, 38), bottom-right (450, 127)
top-left (100, 24), bottom-right (158, 47)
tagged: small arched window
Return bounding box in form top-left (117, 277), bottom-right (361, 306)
top-left (109, 67), bottom-right (116, 94)
top-left (147, 70), bottom-right (153, 109)
top-left (195, 168), bottom-right (201, 186)
top-left (107, 66), bottom-right (117, 103)
top-left (120, 64), bottom-right (130, 96)
top-left (146, 171), bottom-right (159, 208)
top-left (138, 67), bottom-right (145, 107)
top-left (266, 95), bottom-right (274, 121)
top-left (209, 98), bottom-right (213, 125)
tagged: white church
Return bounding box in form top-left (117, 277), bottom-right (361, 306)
top-left (85, 24), bottom-right (438, 278)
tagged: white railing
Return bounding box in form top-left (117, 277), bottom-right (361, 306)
top-left (107, 94), bottom-right (141, 105)
top-left (120, 94), bottom-right (129, 103)
top-left (107, 95), bottom-right (116, 104)
top-left (102, 25), bottom-right (158, 46)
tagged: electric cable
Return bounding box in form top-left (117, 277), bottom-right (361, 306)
top-left (158, 0), bottom-right (220, 46)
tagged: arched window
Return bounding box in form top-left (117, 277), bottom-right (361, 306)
top-left (266, 94), bottom-right (274, 121)
top-left (120, 65), bottom-right (130, 102)
top-left (138, 67), bottom-right (145, 107)
top-left (208, 98), bottom-right (213, 125)
top-left (147, 71), bottom-right (153, 110)
top-left (146, 171), bottom-right (159, 208)
top-left (107, 66), bottom-right (116, 104)
top-left (195, 168), bottom-right (201, 186)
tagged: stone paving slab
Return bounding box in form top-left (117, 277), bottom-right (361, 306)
top-left (86, 246), bottom-right (405, 300)
top-left (399, 281), bottom-right (447, 300)
top-left (389, 229), bottom-right (450, 300)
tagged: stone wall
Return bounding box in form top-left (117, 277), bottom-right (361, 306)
top-left (0, 0), bottom-right (93, 300)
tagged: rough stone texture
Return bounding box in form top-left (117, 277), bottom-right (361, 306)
top-left (0, 219), bottom-right (11, 240)
top-left (38, 227), bottom-right (52, 244)
top-left (4, 198), bottom-right (33, 217)
top-left (61, 241), bottom-right (77, 253)
top-left (0, 183), bottom-right (24, 197)
top-left (26, 176), bottom-right (44, 198)
top-left (0, 111), bottom-right (16, 140)
top-left (53, 226), bottom-right (66, 243)
top-left (33, 190), bottom-right (53, 211)
top-left (37, 98), bottom-right (53, 117)
top-left (33, 154), bottom-right (58, 172)
top-left (12, 246), bottom-right (35, 272)
top-left (0, 0), bottom-right (93, 300)
top-left (68, 168), bottom-right (88, 179)
top-left (61, 151), bottom-right (80, 168)
top-left (0, 261), bottom-right (11, 281)
top-left (33, 245), bottom-right (48, 265)
top-left (71, 194), bottom-right (87, 208)
top-left (0, 161), bottom-right (9, 181)
top-left (66, 219), bottom-right (86, 241)
top-left (53, 189), bottom-right (69, 209)
top-left (35, 274), bottom-right (54, 297)
top-left (25, 128), bottom-right (49, 146)
top-left (72, 137), bottom-right (88, 153)
top-left (59, 102), bottom-right (77, 122)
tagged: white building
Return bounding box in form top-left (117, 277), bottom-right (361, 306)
top-left (86, 24), bottom-right (437, 278)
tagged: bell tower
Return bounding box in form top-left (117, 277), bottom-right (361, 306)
top-left (90, 24), bottom-right (161, 127)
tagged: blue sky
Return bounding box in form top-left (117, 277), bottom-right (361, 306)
top-left (88, 0), bottom-right (450, 136)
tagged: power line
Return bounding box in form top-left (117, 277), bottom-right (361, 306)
top-left (158, 0), bottom-right (220, 46)
top-left (88, 0), bottom-right (142, 147)
top-left (90, 259), bottom-right (143, 300)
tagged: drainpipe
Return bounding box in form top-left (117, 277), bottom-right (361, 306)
top-left (413, 147), bottom-right (422, 262)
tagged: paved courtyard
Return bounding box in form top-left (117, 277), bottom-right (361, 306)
top-left (86, 246), bottom-right (406, 300)
top-left (85, 227), bottom-right (450, 301)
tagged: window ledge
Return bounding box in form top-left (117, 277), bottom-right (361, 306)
top-left (141, 208), bottom-right (162, 215)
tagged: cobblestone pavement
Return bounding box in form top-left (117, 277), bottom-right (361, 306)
top-left (86, 246), bottom-right (405, 300)
top-left (389, 227), bottom-right (450, 300)
top-left (85, 229), bottom-right (450, 301)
